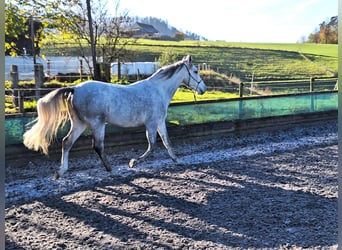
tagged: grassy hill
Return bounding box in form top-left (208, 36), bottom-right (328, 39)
top-left (41, 38), bottom-right (338, 82)
top-left (127, 40), bottom-right (338, 82)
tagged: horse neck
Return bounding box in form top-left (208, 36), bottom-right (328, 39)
top-left (156, 68), bottom-right (186, 102)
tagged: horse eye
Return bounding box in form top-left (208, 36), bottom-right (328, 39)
top-left (194, 70), bottom-right (198, 74)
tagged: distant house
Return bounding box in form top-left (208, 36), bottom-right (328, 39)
top-left (131, 22), bottom-right (160, 38)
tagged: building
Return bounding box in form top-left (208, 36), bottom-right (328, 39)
top-left (131, 22), bottom-right (160, 38)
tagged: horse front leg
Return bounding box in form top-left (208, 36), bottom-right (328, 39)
top-left (129, 127), bottom-right (157, 168)
top-left (157, 121), bottom-right (179, 164)
top-left (91, 123), bottom-right (112, 173)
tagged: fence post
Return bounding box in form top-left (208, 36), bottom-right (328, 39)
top-left (47, 59), bottom-right (51, 77)
top-left (136, 68), bottom-right (140, 81)
top-left (18, 90), bottom-right (24, 113)
top-left (10, 65), bottom-right (19, 107)
top-left (239, 100), bottom-right (244, 119)
top-left (117, 59), bottom-right (121, 81)
top-left (79, 59), bottom-right (83, 81)
top-left (34, 63), bottom-right (44, 101)
top-left (96, 63), bottom-right (111, 82)
top-left (310, 77), bottom-right (315, 92)
top-left (239, 82), bottom-right (244, 98)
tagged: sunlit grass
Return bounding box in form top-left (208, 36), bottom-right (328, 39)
top-left (171, 88), bottom-right (238, 103)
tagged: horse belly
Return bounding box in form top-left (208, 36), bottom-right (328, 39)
top-left (106, 113), bottom-right (145, 128)
top-left (105, 106), bottom-right (147, 128)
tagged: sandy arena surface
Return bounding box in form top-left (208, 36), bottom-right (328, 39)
top-left (5, 120), bottom-right (338, 249)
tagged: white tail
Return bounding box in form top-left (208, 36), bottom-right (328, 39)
top-left (23, 87), bottom-right (74, 155)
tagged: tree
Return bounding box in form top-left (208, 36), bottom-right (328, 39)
top-left (6, 0), bottom-right (137, 80)
top-left (96, 4), bottom-right (137, 64)
top-left (327, 16), bottom-right (338, 44)
top-left (85, 0), bottom-right (98, 79)
top-left (174, 32), bottom-right (185, 41)
top-left (307, 16), bottom-right (338, 44)
top-left (5, 1), bottom-right (45, 57)
top-left (5, 2), bottom-right (26, 55)
top-left (157, 49), bottom-right (178, 67)
top-left (50, 0), bottom-right (137, 79)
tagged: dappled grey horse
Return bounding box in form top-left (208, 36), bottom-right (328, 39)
top-left (23, 55), bottom-right (207, 178)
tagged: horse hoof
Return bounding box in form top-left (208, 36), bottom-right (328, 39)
top-left (173, 158), bottom-right (181, 165)
top-left (129, 158), bottom-right (137, 168)
top-left (54, 171), bottom-right (61, 179)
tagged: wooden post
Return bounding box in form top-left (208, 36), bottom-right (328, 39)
top-left (47, 59), bottom-right (51, 77)
top-left (10, 65), bottom-right (19, 106)
top-left (96, 63), bottom-right (111, 82)
top-left (239, 82), bottom-right (244, 98)
top-left (79, 59), bottom-right (83, 81)
top-left (18, 90), bottom-right (24, 113)
top-left (34, 64), bottom-right (44, 101)
top-left (310, 77), bottom-right (315, 92)
top-left (117, 59), bottom-right (121, 81)
top-left (136, 68), bottom-right (140, 81)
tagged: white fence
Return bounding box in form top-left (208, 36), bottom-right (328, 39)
top-left (111, 62), bottom-right (159, 75)
top-left (5, 56), bottom-right (159, 80)
top-left (5, 56), bottom-right (92, 80)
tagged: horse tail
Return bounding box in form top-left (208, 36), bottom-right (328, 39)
top-left (23, 87), bottom-right (74, 155)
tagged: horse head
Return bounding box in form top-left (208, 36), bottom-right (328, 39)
top-left (182, 55), bottom-right (207, 95)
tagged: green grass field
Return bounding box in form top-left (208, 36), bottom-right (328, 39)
top-left (127, 40), bottom-right (338, 81)
top-left (172, 88), bottom-right (239, 103)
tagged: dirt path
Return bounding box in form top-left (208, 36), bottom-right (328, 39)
top-left (5, 120), bottom-right (338, 249)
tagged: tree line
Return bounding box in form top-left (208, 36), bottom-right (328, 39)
top-left (306, 16), bottom-right (338, 44)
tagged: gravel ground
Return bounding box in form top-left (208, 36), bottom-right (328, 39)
top-left (5, 120), bottom-right (338, 249)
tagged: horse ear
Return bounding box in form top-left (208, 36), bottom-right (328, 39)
top-left (183, 55), bottom-right (192, 65)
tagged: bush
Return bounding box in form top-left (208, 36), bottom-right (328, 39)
top-left (200, 70), bottom-right (238, 89)
top-left (157, 50), bottom-right (178, 67)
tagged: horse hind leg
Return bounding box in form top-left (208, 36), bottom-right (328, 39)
top-left (129, 127), bottom-right (157, 168)
top-left (55, 118), bottom-right (87, 179)
top-left (91, 122), bottom-right (111, 172)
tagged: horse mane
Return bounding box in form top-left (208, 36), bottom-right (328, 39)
top-left (151, 60), bottom-right (184, 80)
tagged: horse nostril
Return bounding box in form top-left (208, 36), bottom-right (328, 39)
top-left (198, 88), bottom-right (206, 95)
top-left (201, 86), bottom-right (207, 94)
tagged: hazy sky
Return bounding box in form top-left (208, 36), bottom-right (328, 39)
top-left (116, 0), bottom-right (338, 43)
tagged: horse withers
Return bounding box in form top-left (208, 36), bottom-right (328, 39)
top-left (23, 55), bottom-right (207, 178)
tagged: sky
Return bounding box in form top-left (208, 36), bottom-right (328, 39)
top-left (115, 0), bottom-right (338, 43)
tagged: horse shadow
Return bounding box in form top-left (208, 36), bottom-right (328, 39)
top-left (34, 158), bottom-right (337, 249)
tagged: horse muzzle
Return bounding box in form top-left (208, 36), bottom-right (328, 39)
top-left (197, 84), bottom-right (207, 95)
